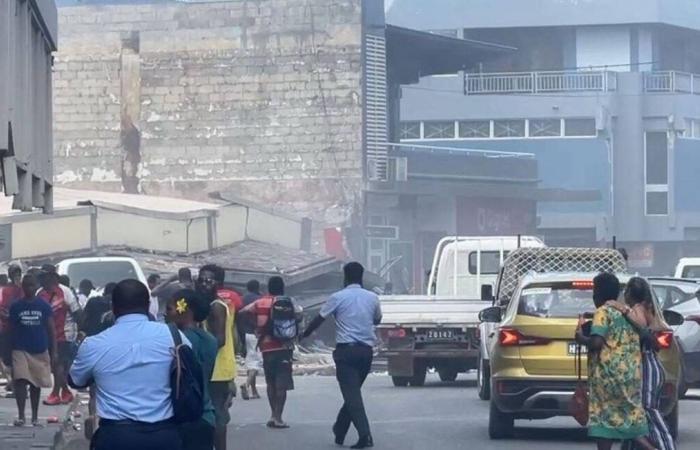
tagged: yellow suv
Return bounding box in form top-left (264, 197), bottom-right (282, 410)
top-left (481, 272), bottom-right (683, 439)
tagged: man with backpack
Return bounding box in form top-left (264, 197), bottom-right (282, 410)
top-left (69, 279), bottom-right (191, 450)
top-left (240, 276), bottom-right (300, 429)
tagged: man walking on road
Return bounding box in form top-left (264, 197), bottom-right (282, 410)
top-left (240, 276), bottom-right (298, 428)
top-left (38, 270), bottom-right (81, 406)
top-left (303, 262), bottom-right (382, 449)
top-left (69, 279), bottom-right (188, 450)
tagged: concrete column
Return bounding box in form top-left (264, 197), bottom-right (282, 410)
top-left (120, 33), bottom-right (142, 194)
top-left (612, 72), bottom-right (645, 241)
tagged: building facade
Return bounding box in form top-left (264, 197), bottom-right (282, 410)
top-left (388, 0), bottom-right (700, 274)
top-left (1, 0), bottom-right (57, 213)
top-left (53, 0), bottom-right (366, 242)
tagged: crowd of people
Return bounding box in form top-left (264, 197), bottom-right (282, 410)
top-left (0, 260), bottom-right (382, 450)
top-left (575, 273), bottom-right (675, 450)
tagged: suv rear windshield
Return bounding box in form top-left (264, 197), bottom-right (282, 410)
top-left (67, 261), bottom-right (139, 289)
top-left (518, 284), bottom-right (596, 318)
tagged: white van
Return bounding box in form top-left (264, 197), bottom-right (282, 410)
top-left (56, 256), bottom-right (148, 290)
top-left (675, 257), bottom-right (700, 279)
top-left (429, 236), bottom-right (545, 298)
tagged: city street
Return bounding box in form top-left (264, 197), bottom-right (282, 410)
top-left (230, 373), bottom-right (700, 450)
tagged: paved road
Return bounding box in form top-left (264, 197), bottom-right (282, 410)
top-left (229, 373), bottom-right (700, 450)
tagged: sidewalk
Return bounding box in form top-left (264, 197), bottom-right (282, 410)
top-left (0, 382), bottom-right (82, 450)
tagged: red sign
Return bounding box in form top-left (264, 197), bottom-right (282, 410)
top-left (457, 197), bottom-right (536, 236)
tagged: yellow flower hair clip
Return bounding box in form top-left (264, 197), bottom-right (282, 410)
top-left (176, 298), bottom-right (188, 314)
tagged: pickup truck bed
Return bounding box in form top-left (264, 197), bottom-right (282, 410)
top-left (377, 296), bottom-right (485, 386)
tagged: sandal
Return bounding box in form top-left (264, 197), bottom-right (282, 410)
top-left (270, 421), bottom-right (290, 429)
top-left (13, 419), bottom-right (25, 427)
top-left (31, 420), bottom-right (43, 428)
top-left (240, 385), bottom-right (250, 400)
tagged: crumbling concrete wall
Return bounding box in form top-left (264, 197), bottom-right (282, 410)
top-left (53, 0), bottom-right (364, 230)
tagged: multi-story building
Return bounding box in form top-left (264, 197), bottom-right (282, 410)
top-left (388, 0), bottom-right (700, 274)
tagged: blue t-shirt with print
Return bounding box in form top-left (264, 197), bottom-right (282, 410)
top-left (10, 297), bottom-right (53, 354)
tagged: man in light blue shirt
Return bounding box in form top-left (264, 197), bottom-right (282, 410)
top-left (69, 279), bottom-right (188, 450)
top-left (303, 262), bottom-right (381, 449)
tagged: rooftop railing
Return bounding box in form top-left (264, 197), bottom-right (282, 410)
top-left (464, 70), bottom-right (617, 95)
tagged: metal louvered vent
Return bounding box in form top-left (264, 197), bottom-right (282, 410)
top-left (364, 33), bottom-right (388, 181)
top-left (496, 247), bottom-right (628, 306)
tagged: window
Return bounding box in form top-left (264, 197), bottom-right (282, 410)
top-left (686, 119), bottom-right (700, 138)
top-left (494, 120), bottom-right (525, 138)
top-left (468, 251), bottom-right (509, 275)
top-left (682, 266), bottom-right (700, 278)
top-left (645, 131), bottom-right (669, 215)
top-left (646, 132), bottom-right (668, 185)
top-left (646, 192), bottom-right (668, 215)
top-left (529, 119), bottom-right (562, 137)
top-left (399, 121), bottom-right (421, 140)
top-left (458, 120), bottom-right (490, 138)
top-left (423, 121), bottom-right (456, 139)
top-left (564, 118), bottom-right (596, 137)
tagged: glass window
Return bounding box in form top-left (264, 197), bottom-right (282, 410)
top-left (468, 251), bottom-right (509, 275)
top-left (646, 191), bottom-right (668, 215)
top-left (423, 121), bottom-right (456, 139)
top-left (399, 121), bottom-right (421, 140)
top-left (645, 132), bottom-right (668, 185)
top-left (518, 287), bottom-right (595, 318)
top-left (67, 261), bottom-right (139, 289)
top-left (694, 120), bottom-right (700, 138)
top-left (682, 266), bottom-right (700, 278)
top-left (529, 119), bottom-right (561, 137)
top-left (564, 118), bottom-right (596, 137)
top-left (494, 120), bottom-right (525, 138)
top-left (458, 120), bottom-right (490, 138)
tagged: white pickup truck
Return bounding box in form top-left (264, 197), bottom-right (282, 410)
top-left (377, 236), bottom-right (545, 387)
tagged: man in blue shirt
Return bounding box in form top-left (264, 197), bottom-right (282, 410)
top-left (303, 262), bottom-right (382, 449)
top-left (70, 279), bottom-right (189, 450)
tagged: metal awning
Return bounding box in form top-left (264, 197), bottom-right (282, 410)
top-left (386, 25), bottom-right (515, 85)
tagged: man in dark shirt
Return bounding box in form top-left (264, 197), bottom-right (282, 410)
top-left (9, 275), bottom-right (56, 427)
top-left (152, 268), bottom-right (193, 322)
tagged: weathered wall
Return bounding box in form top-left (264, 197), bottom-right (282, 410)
top-left (53, 0), bottom-right (364, 229)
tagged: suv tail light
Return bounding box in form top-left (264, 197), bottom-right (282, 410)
top-left (656, 330), bottom-right (674, 349)
top-left (498, 328), bottom-right (551, 346)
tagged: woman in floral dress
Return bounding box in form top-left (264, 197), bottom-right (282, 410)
top-left (575, 273), bottom-right (655, 450)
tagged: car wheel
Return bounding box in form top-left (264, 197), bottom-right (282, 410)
top-left (488, 400), bottom-right (514, 439)
top-left (664, 402), bottom-right (679, 441)
top-left (438, 368), bottom-right (458, 382)
top-left (392, 376), bottom-right (410, 387)
top-left (409, 363), bottom-right (427, 387)
top-left (678, 362), bottom-right (689, 398)
top-left (478, 356), bottom-right (491, 401)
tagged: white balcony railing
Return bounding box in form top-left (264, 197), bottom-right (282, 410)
top-left (644, 71), bottom-right (700, 94)
top-left (464, 71), bottom-right (617, 95)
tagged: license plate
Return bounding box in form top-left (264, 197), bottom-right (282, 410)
top-left (568, 343), bottom-right (588, 355)
top-left (426, 329), bottom-right (454, 340)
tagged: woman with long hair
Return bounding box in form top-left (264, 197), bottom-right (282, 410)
top-left (607, 277), bottom-right (675, 450)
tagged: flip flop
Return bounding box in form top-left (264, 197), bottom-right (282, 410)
top-left (13, 419), bottom-right (25, 427)
top-left (266, 420), bottom-right (275, 428)
top-left (270, 422), bottom-right (290, 429)
top-left (31, 420), bottom-right (43, 428)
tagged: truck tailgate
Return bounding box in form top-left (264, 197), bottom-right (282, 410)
top-left (378, 296), bottom-right (484, 327)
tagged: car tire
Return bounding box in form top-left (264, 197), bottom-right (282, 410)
top-left (678, 362), bottom-right (689, 398)
top-left (664, 402), bottom-right (679, 441)
top-left (477, 356), bottom-right (491, 401)
top-left (488, 400), bottom-right (514, 439)
top-left (410, 364), bottom-right (427, 387)
top-left (392, 376), bottom-right (410, 387)
top-left (438, 369), bottom-right (458, 382)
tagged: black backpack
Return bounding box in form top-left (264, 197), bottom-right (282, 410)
top-left (167, 324), bottom-right (205, 424)
top-left (267, 296), bottom-right (299, 342)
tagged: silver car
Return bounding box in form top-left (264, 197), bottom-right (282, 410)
top-left (649, 277), bottom-right (700, 396)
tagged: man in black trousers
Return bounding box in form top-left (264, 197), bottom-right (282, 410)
top-left (303, 262), bottom-right (382, 449)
